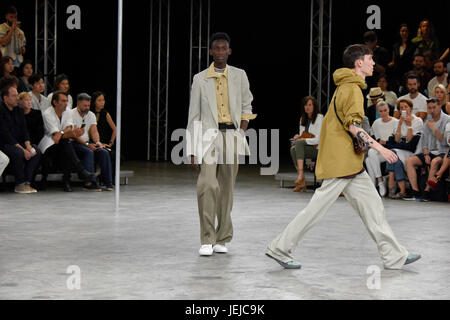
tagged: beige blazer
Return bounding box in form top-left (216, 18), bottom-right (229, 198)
top-left (186, 65), bottom-right (254, 159)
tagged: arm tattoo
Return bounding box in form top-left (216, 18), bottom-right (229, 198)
top-left (356, 131), bottom-right (373, 145)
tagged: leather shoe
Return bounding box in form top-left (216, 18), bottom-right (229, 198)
top-left (404, 253), bottom-right (421, 265)
top-left (265, 253), bottom-right (301, 269)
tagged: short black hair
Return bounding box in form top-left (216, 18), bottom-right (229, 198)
top-left (29, 73), bottom-right (44, 86)
top-left (363, 31), bottom-right (377, 43)
top-left (5, 5), bottom-right (17, 15)
top-left (342, 44), bottom-right (373, 69)
top-left (0, 74), bottom-right (19, 90)
top-left (19, 59), bottom-right (33, 77)
top-left (413, 53), bottom-right (424, 60)
top-left (407, 73), bottom-right (420, 84)
top-left (1, 85), bottom-right (14, 100)
top-left (51, 91), bottom-right (68, 107)
top-left (209, 32), bottom-right (231, 49)
top-left (433, 59), bottom-right (445, 67)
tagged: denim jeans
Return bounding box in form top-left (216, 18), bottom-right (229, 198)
top-left (386, 150), bottom-right (406, 182)
top-left (73, 143), bottom-right (112, 184)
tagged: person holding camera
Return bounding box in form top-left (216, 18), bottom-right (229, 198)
top-left (0, 85), bottom-right (40, 193)
top-left (71, 93), bottom-right (113, 191)
top-left (266, 44), bottom-right (420, 271)
top-left (0, 6), bottom-right (26, 68)
top-left (386, 98), bottom-right (423, 199)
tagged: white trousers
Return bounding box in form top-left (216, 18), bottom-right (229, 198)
top-left (266, 171), bottom-right (409, 269)
top-left (365, 149), bottom-right (386, 184)
top-left (0, 151), bottom-right (9, 176)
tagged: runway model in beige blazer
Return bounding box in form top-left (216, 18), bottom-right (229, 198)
top-left (266, 44), bottom-right (421, 270)
top-left (186, 32), bottom-right (257, 256)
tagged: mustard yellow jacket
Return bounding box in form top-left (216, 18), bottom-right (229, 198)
top-left (315, 68), bottom-right (367, 180)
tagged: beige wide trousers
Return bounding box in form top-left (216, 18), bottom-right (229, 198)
top-left (266, 171), bottom-right (409, 269)
top-left (197, 130), bottom-right (239, 245)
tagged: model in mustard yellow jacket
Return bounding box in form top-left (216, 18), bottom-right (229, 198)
top-left (315, 68), bottom-right (366, 180)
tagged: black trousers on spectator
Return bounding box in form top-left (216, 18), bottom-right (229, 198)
top-left (41, 139), bottom-right (85, 182)
top-left (0, 144), bottom-right (42, 186)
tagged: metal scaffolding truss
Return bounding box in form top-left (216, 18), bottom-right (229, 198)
top-left (309, 0), bottom-right (332, 113)
top-left (147, 0), bottom-right (171, 161)
top-left (35, 0), bottom-right (57, 95)
top-left (189, 0), bottom-right (211, 87)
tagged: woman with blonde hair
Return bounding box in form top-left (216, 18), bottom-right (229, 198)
top-left (433, 84), bottom-right (450, 115)
top-left (289, 96), bottom-right (323, 192)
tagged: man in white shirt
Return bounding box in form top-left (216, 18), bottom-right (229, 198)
top-left (71, 93), bottom-right (113, 191)
top-left (427, 60), bottom-right (448, 97)
top-left (39, 91), bottom-right (96, 192)
top-left (398, 74), bottom-right (428, 120)
top-left (29, 74), bottom-right (48, 112)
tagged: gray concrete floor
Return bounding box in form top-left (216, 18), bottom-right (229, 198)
top-left (0, 161), bottom-right (449, 300)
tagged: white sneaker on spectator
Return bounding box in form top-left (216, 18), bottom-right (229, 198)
top-left (14, 184), bottom-right (33, 194)
top-left (213, 244), bottom-right (228, 254)
top-left (199, 244), bottom-right (213, 256)
top-left (378, 179), bottom-right (387, 197)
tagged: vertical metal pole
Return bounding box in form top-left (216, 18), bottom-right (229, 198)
top-left (147, 0), bottom-right (154, 161)
top-left (54, 0), bottom-right (57, 82)
top-left (156, 1), bottom-right (162, 161)
top-left (308, 0), bottom-right (314, 95)
top-left (35, 0), bottom-right (38, 72)
top-left (206, 0), bottom-right (210, 67)
top-left (115, 0), bottom-right (123, 209)
top-left (327, 0), bottom-right (333, 106)
top-left (164, 0), bottom-right (170, 161)
top-left (44, 0), bottom-right (48, 95)
top-left (318, 0), bottom-right (324, 109)
top-left (198, 0), bottom-right (202, 73)
top-left (189, 0), bottom-right (193, 87)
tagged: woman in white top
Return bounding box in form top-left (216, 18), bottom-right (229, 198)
top-left (387, 98), bottom-right (424, 198)
top-left (433, 84), bottom-right (450, 115)
top-left (47, 74), bottom-right (74, 110)
top-left (365, 101), bottom-right (399, 196)
top-left (289, 96), bottom-right (323, 192)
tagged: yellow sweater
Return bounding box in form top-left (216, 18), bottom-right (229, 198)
top-left (315, 68), bottom-right (367, 180)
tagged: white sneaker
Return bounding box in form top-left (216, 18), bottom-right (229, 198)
top-left (213, 244), bottom-right (228, 254)
top-left (378, 179), bottom-right (387, 197)
top-left (199, 244), bottom-right (213, 256)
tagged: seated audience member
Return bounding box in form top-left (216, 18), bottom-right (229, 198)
top-left (401, 54), bottom-right (432, 96)
top-left (386, 98), bottom-right (424, 199)
top-left (0, 56), bottom-right (14, 77)
top-left (39, 91), bottom-right (96, 192)
top-left (0, 150), bottom-right (8, 176)
top-left (47, 74), bottom-right (73, 109)
top-left (377, 74), bottom-right (398, 108)
top-left (19, 92), bottom-right (44, 146)
top-left (365, 87), bottom-right (394, 125)
top-left (289, 96), bottom-right (323, 192)
top-left (91, 91), bottom-right (117, 182)
top-left (0, 74), bottom-right (18, 103)
top-left (432, 84), bottom-right (450, 115)
top-left (91, 91), bottom-right (117, 148)
top-left (0, 85), bottom-right (40, 193)
top-left (17, 60), bottom-right (33, 93)
top-left (388, 24), bottom-right (416, 92)
top-left (29, 74), bottom-right (48, 112)
top-left (366, 101), bottom-right (399, 196)
top-left (426, 122), bottom-right (450, 194)
top-left (427, 60), bottom-right (448, 97)
top-left (71, 93), bottom-right (112, 191)
top-left (398, 74), bottom-right (428, 120)
top-left (404, 98), bottom-right (450, 201)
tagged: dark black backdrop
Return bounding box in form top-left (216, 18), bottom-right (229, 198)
top-left (4, 0), bottom-right (450, 163)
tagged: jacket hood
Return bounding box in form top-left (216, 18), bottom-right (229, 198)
top-left (333, 68), bottom-right (367, 89)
